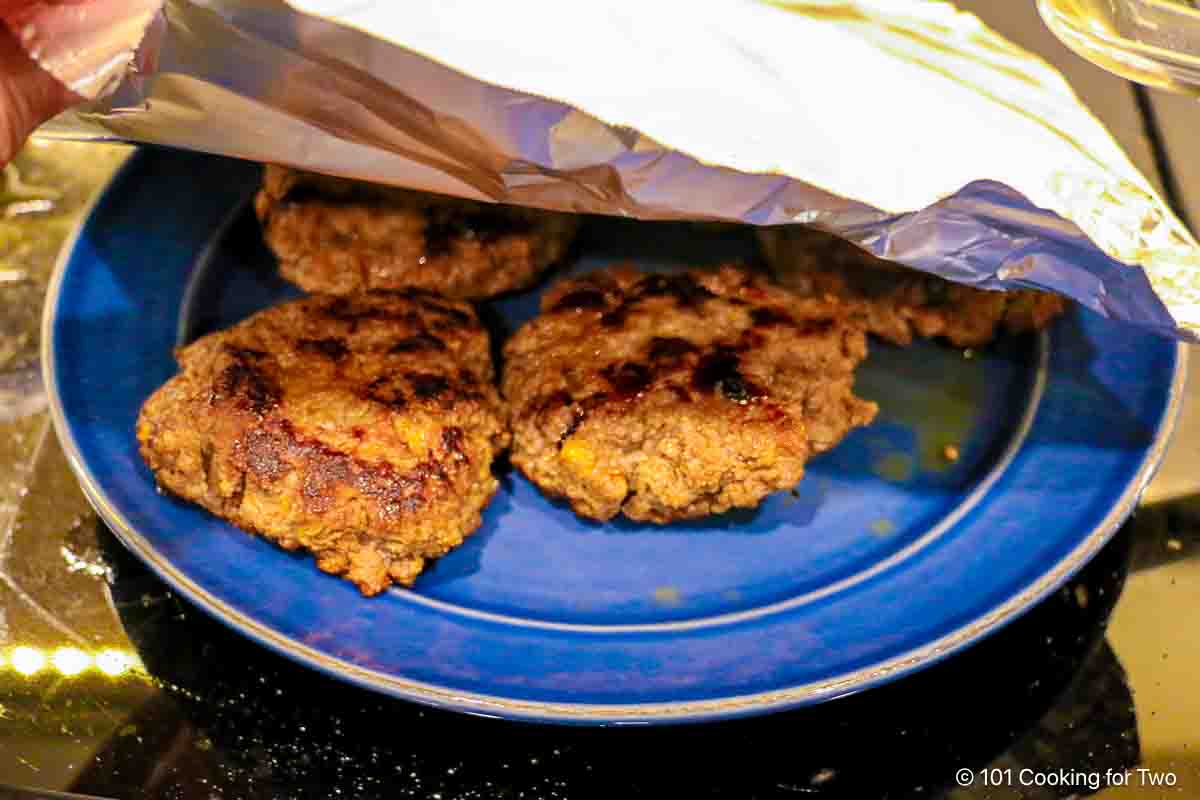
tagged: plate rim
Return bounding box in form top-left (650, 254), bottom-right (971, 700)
top-left (42, 149), bottom-right (1190, 725)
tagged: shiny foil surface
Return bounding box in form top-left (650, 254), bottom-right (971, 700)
top-left (9, 0), bottom-right (1197, 339)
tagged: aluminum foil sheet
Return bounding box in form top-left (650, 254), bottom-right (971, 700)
top-left (9, 0), bottom-right (1199, 339)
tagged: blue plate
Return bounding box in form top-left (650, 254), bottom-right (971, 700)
top-left (45, 149), bottom-right (1185, 724)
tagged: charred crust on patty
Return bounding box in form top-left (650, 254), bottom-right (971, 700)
top-left (503, 264), bottom-right (878, 523)
top-left (296, 337), bottom-right (350, 361)
top-left (388, 333), bottom-right (448, 354)
top-left (255, 164), bottom-right (580, 300)
top-left (210, 347), bottom-right (280, 415)
top-left (137, 291), bottom-right (509, 596)
top-left (757, 225), bottom-right (1066, 347)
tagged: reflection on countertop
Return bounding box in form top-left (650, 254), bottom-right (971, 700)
top-left (0, 433), bottom-right (1165, 798)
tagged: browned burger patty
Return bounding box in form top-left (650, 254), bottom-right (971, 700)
top-left (137, 292), bottom-right (510, 595)
top-left (503, 265), bottom-right (878, 523)
top-left (758, 226), bottom-right (1066, 347)
top-left (254, 165), bottom-right (579, 300)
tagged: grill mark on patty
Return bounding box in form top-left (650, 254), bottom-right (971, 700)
top-left (648, 336), bottom-right (698, 361)
top-left (749, 308), bottom-right (793, 327)
top-left (559, 406), bottom-right (586, 445)
top-left (530, 272), bottom-right (852, 454)
top-left (532, 390), bottom-right (573, 441)
top-left (637, 273), bottom-right (717, 306)
top-left (668, 385), bottom-right (693, 402)
top-left (540, 333), bottom-right (777, 445)
top-left (600, 273), bottom-right (717, 327)
top-left (297, 337), bottom-right (350, 361)
top-left (608, 333), bottom-right (782, 405)
top-left (423, 208), bottom-right (535, 259)
top-left (599, 309), bottom-right (627, 328)
top-left (321, 294), bottom-right (472, 331)
top-left (364, 371), bottom-right (483, 410)
top-left (542, 323), bottom-right (793, 432)
top-left (693, 347), bottom-right (765, 404)
top-left (601, 362), bottom-right (652, 398)
top-left (389, 333), bottom-right (447, 354)
top-left (441, 427), bottom-right (469, 464)
top-left (799, 318), bottom-right (838, 337)
top-left (530, 390), bottom-right (604, 449)
top-left (798, 318), bottom-right (837, 337)
top-left (381, 288), bottom-right (475, 321)
top-left (555, 394), bottom-right (615, 448)
top-left (407, 372), bottom-right (450, 401)
top-left (749, 307), bottom-right (839, 339)
top-left (211, 349), bottom-right (280, 415)
top-left (234, 418), bottom-right (458, 520)
top-left (364, 376), bottom-right (406, 409)
top-left (225, 346), bottom-right (267, 361)
top-left (551, 289), bottom-right (608, 313)
top-left (407, 372), bottom-right (487, 408)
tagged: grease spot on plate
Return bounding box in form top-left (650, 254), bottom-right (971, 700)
top-left (653, 586), bottom-right (682, 607)
top-left (872, 452), bottom-right (915, 483)
top-left (856, 341), bottom-right (984, 476)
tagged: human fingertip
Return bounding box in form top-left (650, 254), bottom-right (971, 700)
top-left (0, 23), bottom-right (78, 165)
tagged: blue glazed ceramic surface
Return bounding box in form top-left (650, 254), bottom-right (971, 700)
top-left (45, 149), bottom-right (1184, 724)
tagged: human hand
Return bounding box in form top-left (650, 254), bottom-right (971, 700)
top-left (0, 22), bottom-right (78, 165)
